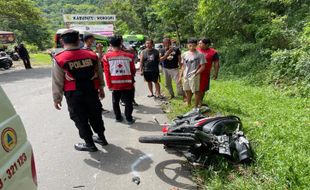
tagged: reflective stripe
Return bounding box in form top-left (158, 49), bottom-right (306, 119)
top-left (65, 72), bottom-right (75, 81)
top-left (111, 80), bottom-right (132, 84)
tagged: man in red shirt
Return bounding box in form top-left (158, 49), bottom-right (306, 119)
top-left (103, 36), bottom-right (136, 124)
top-left (197, 38), bottom-right (220, 105)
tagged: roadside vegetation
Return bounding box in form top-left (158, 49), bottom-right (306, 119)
top-left (163, 79), bottom-right (310, 189)
top-left (30, 53), bottom-right (52, 66)
top-left (2, 0), bottom-right (308, 97)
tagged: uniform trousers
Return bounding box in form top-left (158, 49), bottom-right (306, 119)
top-left (112, 89), bottom-right (134, 122)
top-left (65, 90), bottom-right (105, 144)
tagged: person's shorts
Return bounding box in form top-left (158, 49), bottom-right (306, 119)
top-left (183, 74), bottom-right (200, 93)
top-left (144, 71), bottom-right (160, 83)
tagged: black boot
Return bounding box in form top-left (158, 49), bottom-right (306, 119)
top-left (93, 135), bottom-right (108, 146)
top-left (74, 142), bottom-right (98, 152)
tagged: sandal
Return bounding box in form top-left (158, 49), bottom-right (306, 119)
top-left (147, 94), bottom-right (154, 98)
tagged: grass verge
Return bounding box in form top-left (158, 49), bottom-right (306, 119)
top-left (161, 78), bottom-right (310, 189)
top-left (30, 53), bottom-right (52, 66)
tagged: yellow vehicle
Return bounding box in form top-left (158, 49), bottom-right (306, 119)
top-left (0, 86), bottom-right (37, 190)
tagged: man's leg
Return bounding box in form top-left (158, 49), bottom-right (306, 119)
top-left (65, 91), bottom-right (97, 151)
top-left (192, 74), bottom-right (201, 108)
top-left (194, 91), bottom-right (201, 108)
top-left (147, 82), bottom-right (153, 96)
top-left (22, 58), bottom-right (27, 69)
top-left (200, 91), bottom-right (205, 102)
top-left (163, 68), bottom-right (174, 98)
top-left (112, 90), bottom-right (123, 121)
top-left (26, 57), bottom-right (32, 69)
top-left (122, 89), bottom-right (134, 123)
top-left (185, 90), bottom-right (193, 106)
top-left (200, 75), bottom-right (210, 105)
top-left (155, 82), bottom-right (161, 97)
top-left (171, 69), bottom-right (184, 97)
top-left (132, 86), bottom-right (138, 106)
top-left (87, 91), bottom-right (108, 145)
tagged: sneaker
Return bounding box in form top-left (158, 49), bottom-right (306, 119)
top-left (74, 143), bottom-right (98, 152)
top-left (92, 135), bottom-right (108, 146)
top-left (115, 116), bottom-right (124, 122)
top-left (126, 119), bottom-right (136, 125)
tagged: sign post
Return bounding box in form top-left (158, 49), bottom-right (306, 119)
top-left (63, 14), bottom-right (116, 23)
top-left (63, 14), bottom-right (116, 36)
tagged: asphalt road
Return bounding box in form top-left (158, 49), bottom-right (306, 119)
top-left (0, 68), bottom-right (196, 190)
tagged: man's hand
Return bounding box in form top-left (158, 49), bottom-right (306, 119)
top-left (165, 48), bottom-right (173, 56)
top-left (54, 101), bottom-right (62, 110)
top-left (96, 43), bottom-right (103, 52)
top-left (99, 88), bottom-right (105, 99)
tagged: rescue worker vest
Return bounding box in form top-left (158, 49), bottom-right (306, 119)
top-left (54, 49), bottom-right (100, 92)
top-left (102, 50), bottom-right (135, 90)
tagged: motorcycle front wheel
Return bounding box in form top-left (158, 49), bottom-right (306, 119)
top-left (139, 135), bottom-right (197, 145)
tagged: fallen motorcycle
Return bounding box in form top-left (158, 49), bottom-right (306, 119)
top-left (0, 51), bottom-right (13, 70)
top-left (7, 50), bottom-right (19, 61)
top-left (139, 107), bottom-right (253, 165)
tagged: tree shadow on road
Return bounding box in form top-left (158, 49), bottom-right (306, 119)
top-left (83, 144), bottom-right (153, 175)
top-left (0, 67), bottom-right (51, 84)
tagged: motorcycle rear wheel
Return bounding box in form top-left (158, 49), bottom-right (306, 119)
top-left (139, 135), bottom-right (197, 145)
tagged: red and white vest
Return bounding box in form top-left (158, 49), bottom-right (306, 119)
top-left (103, 50), bottom-right (135, 90)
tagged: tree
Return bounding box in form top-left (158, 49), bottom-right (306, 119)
top-left (152, 0), bottom-right (198, 44)
top-left (0, 0), bottom-right (52, 49)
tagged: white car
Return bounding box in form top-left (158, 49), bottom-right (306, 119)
top-left (0, 86), bottom-right (37, 190)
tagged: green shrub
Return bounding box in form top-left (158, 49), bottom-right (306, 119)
top-left (25, 43), bottom-right (39, 54)
top-left (268, 23), bottom-right (310, 97)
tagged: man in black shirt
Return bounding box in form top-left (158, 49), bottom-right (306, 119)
top-left (18, 44), bottom-right (32, 69)
top-left (159, 38), bottom-right (184, 99)
top-left (140, 39), bottom-right (162, 98)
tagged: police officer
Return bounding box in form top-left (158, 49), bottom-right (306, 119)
top-left (52, 29), bottom-right (108, 152)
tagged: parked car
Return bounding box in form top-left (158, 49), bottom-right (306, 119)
top-left (0, 86), bottom-right (37, 190)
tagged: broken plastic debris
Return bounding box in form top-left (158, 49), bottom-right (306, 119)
top-left (132, 176), bottom-right (140, 185)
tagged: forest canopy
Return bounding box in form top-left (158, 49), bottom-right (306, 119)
top-left (1, 0), bottom-right (309, 96)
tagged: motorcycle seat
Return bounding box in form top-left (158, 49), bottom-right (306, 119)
top-left (200, 116), bottom-right (242, 135)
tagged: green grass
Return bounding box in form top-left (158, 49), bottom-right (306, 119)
top-left (30, 53), bottom-right (52, 66)
top-left (161, 79), bottom-right (310, 189)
